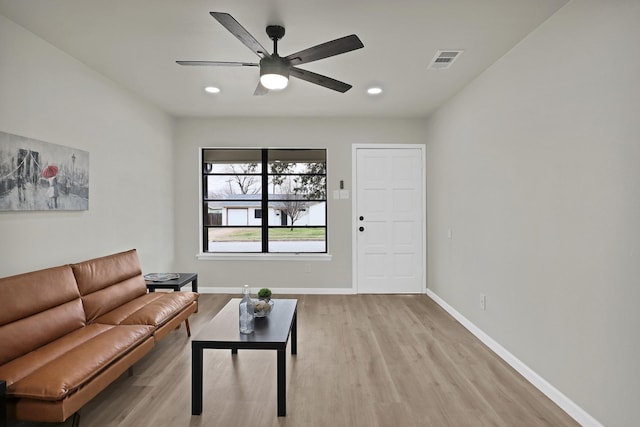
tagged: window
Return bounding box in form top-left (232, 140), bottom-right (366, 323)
top-left (202, 148), bottom-right (327, 253)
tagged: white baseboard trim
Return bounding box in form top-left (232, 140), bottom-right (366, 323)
top-left (426, 289), bottom-right (603, 427)
top-left (194, 286), bottom-right (355, 295)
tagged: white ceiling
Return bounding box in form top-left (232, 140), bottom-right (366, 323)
top-left (0, 0), bottom-right (568, 118)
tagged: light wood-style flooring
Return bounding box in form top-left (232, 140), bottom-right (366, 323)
top-left (74, 294), bottom-right (578, 427)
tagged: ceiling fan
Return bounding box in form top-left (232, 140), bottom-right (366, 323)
top-left (177, 12), bottom-right (364, 95)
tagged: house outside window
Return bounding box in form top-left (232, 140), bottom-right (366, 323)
top-left (201, 148), bottom-right (327, 253)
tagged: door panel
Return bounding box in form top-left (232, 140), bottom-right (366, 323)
top-left (355, 147), bottom-right (424, 293)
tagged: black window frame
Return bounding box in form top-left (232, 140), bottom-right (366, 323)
top-left (201, 148), bottom-right (327, 254)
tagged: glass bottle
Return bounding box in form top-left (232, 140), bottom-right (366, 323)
top-left (239, 285), bottom-right (255, 334)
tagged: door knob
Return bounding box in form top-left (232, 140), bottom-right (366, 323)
top-left (359, 216), bottom-right (364, 221)
top-left (359, 226), bottom-right (365, 232)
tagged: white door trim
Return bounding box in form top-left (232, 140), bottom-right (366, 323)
top-left (351, 143), bottom-right (427, 294)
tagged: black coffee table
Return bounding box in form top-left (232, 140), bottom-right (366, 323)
top-left (191, 298), bottom-right (298, 417)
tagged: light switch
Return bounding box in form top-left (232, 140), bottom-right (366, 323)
top-left (340, 190), bottom-right (350, 199)
top-left (333, 190), bottom-right (341, 200)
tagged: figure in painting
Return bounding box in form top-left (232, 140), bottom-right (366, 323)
top-left (42, 165), bottom-right (59, 209)
top-left (16, 174), bottom-right (26, 203)
top-left (47, 176), bottom-right (59, 209)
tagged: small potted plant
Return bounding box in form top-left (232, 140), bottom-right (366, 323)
top-left (258, 287), bottom-right (272, 302)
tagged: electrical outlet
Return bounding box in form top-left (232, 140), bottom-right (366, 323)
top-left (480, 294), bottom-right (486, 311)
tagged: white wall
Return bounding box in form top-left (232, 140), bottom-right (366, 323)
top-left (173, 117), bottom-right (427, 290)
top-left (0, 15), bottom-right (176, 275)
top-left (425, 1), bottom-right (640, 426)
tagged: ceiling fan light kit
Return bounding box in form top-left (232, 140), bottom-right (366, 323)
top-left (259, 57), bottom-right (290, 90)
top-left (177, 12), bottom-right (364, 95)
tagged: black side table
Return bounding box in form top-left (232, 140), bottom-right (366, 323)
top-left (145, 273), bottom-right (198, 293)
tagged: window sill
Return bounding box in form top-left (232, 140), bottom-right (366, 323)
top-left (196, 253), bottom-right (332, 262)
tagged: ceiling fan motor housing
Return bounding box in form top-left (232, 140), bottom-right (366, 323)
top-left (260, 56), bottom-right (290, 73)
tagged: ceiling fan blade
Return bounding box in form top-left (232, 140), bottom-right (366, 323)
top-left (290, 67), bottom-right (352, 93)
top-left (210, 12), bottom-right (271, 59)
top-left (176, 60), bottom-right (258, 67)
top-left (253, 81), bottom-right (268, 96)
top-left (285, 34), bottom-right (363, 66)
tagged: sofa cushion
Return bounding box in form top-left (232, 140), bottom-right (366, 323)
top-left (94, 291), bottom-right (199, 328)
top-left (80, 276), bottom-right (148, 323)
top-left (71, 249), bottom-right (148, 322)
top-left (71, 249), bottom-right (144, 295)
top-left (3, 323), bottom-right (154, 401)
top-left (0, 300), bottom-right (86, 367)
top-left (0, 323), bottom-right (110, 387)
top-left (0, 265), bottom-right (85, 366)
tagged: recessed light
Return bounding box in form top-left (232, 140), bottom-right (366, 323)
top-left (204, 86), bottom-right (220, 94)
top-left (367, 87), bottom-right (383, 95)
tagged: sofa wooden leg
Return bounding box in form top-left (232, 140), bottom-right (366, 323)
top-left (71, 411), bottom-right (81, 427)
top-left (185, 319), bottom-right (191, 337)
top-left (127, 367), bottom-right (134, 377)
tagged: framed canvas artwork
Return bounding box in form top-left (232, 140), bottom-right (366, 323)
top-left (0, 131), bottom-right (89, 211)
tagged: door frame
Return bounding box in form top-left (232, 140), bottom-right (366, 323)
top-left (351, 144), bottom-right (427, 294)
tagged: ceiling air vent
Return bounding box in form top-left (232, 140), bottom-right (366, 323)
top-left (428, 50), bottom-right (464, 70)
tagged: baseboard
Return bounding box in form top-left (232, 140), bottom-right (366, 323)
top-left (193, 286), bottom-right (355, 295)
top-left (426, 289), bottom-right (603, 427)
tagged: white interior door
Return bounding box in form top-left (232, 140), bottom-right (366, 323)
top-left (354, 146), bottom-right (425, 293)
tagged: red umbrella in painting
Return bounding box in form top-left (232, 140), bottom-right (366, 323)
top-left (42, 165), bottom-right (59, 178)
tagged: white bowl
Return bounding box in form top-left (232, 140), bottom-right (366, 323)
top-left (253, 299), bottom-right (274, 317)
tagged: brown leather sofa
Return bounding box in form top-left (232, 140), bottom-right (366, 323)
top-left (0, 249), bottom-right (199, 425)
